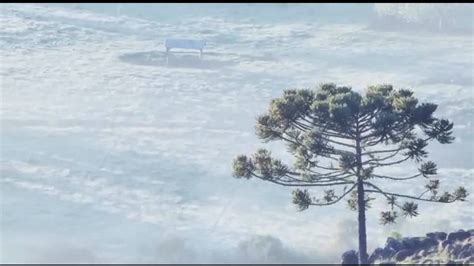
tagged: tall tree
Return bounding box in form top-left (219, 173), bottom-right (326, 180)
top-left (232, 83), bottom-right (468, 264)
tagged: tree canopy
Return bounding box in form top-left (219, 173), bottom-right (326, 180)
top-left (232, 83), bottom-right (467, 225)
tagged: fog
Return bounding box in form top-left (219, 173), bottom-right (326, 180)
top-left (0, 3), bottom-right (473, 263)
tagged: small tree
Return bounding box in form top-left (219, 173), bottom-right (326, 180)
top-left (232, 83), bottom-right (468, 264)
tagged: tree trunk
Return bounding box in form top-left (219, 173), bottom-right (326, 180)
top-left (357, 180), bottom-right (368, 264)
top-left (355, 127), bottom-right (368, 264)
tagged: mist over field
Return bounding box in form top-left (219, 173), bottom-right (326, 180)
top-left (1, 3), bottom-right (473, 263)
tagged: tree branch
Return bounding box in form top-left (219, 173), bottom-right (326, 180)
top-left (285, 170), bottom-right (350, 181)
top-left (362, 149), bottom-right (402, 165)
top-left (364, 155), bottom-right (410, 167)
top-left (283, 173), bottom-right (354, 184)
top-left (364, 182), bottom-right (456, 203)
top-left (310, 183), bottom-right (358, 206)
top-left (372, 173), bottom-right (421, 181)
top-left (251, 173), bottom-right (354, 187)
top-left (362, 147), bottom-right (404, 156)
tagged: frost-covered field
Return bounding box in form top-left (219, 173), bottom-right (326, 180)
top-left (0, 3), bottom-right (473, 263)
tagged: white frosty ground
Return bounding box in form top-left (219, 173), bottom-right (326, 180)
top-left (0, 3), bottom-right (473, 263)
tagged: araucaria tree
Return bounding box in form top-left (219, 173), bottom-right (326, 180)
top-left (232, 83), bottom-right (468, 264)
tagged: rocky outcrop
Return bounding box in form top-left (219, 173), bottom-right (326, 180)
top-left (341, 229), bottom-right (474, 264)
top-left (341, 250), bottom-right (359, 265)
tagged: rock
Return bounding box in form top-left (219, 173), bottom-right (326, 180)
top-left (442, 240), bottom-right (452, 249)
top-left (369, 247), bottom-right (397, 263)
top-left (402, 237), bottom-right (422, 250)
top-left (462, 243), bottom-right (472, 250)
top-left (463, 236), bottom-right (473, 243)
top-left (386, 237), bottom-right (403, 252)
top-left (362, 229), bottom-right (474, 265)
top-left (464, 256), bottom-right (474, 264)
top-left (447, 230), bottom-right (470, 243)
top-left (420, 237), bottom-right (439, 250)
top-left (450, 243), bottom-right (463, 257)
top-left (427, 231), bottom-right (447, 241)
top-left (341, 250), bottom-right (358, 264)
top-left (384, 248), bottom-right (397, 261)
top-left (458, 244), bottom-right (473, 258)
top-left (459, 250), bottom-right (471, 259)
top-left (394, 249), bottom-right (413, 261)
top-left (421, 258), bottom-right (433, 264)
top-left (368, 247), bottom-right (383, 263)
top-left (417, 249), bottom-right (428, 257)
